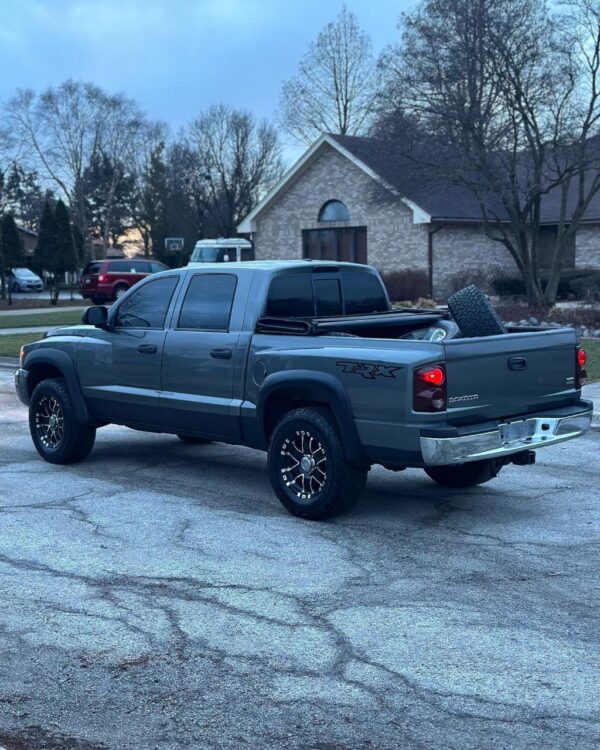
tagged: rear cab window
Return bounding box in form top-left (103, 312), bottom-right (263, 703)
top-left (265, 270), bottom-right (389, 318)
top-left (265, 274), bottom-right (314, 317)
top-left (341, 272), bottom-right (389, 315)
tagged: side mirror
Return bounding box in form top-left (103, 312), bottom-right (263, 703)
top-left (82, 305), bottom-right (109, 328)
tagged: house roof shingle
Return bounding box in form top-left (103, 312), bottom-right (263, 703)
top-left (329, 133), bottom-right (600, 225)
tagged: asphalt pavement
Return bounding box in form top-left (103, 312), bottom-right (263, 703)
top-left (0, 369), bottom-right (598, 750)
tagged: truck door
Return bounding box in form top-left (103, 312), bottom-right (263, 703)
top-left (77, 275), bottom-right (180, 426)
top-left (161, 271), bottom-right (248, 438)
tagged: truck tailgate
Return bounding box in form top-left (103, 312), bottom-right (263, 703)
top-left (443, 329), bottom-right (579, 421)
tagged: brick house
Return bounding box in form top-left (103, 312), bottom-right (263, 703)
top-left (238, 134), bottom-right (600, 298)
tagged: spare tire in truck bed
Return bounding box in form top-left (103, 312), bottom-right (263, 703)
top-left (447, 285), bottom-right (506, 338)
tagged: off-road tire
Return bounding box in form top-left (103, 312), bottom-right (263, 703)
top-left (424, 459), bottom-right (502, 488)
top-left (447, 285), bottom-right (506, 338)
top-left (177, 434), bottom-right (211, 445)
top-left (112, 284), bottom-right (128, 301)
top-left (29, 378), bottom-right (96, 465)
top-left (267, 407), bottom-right (368, 520)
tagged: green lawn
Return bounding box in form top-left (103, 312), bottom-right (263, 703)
top-left (0, 309), bottom-right (83, 329)
top-left (0, 332), bottom-right (45, 358)
top-left (582, 338), bottom-right (600, 384)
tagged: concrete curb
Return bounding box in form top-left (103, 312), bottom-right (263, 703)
top-left (0, 357), bottom-right (19, 370)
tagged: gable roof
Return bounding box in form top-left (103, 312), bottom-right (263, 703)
top-left (237, 133), bottom-right (431, 234)
top-left (239, 132), bottom-right (600, 233)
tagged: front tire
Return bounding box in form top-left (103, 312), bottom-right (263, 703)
top-left (424, 459), bottom-right (502, 488)
top-left (267, 407), bottom-right (368, 520)
top-left (29, 378), bottom-right (96, 465)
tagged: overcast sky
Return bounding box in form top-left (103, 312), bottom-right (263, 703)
top-left (0, 0), bottom-right (414, 152)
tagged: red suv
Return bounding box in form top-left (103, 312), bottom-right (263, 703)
top-left (79, 259), bottom-right (169, 304)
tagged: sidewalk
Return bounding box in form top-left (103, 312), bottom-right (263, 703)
top-left (0, 326), bottom-right (55, 335)
top-left (0, 305), bottom-right (87, 317)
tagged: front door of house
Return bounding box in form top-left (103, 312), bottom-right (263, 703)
top-left (302, 227), bottom-right (367, 263)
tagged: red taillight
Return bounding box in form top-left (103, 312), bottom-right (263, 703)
top-left (576, 347), bottom-right (587, 388)
top-left (413, 363), bottom-right (447, 412)
top-left (417, 366), bottom-right (445, 386)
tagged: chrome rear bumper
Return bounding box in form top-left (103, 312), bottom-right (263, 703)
top-left (420, 409), bottom-right (593, 466)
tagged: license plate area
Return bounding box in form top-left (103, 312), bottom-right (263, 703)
top-left (499, 419), bottom-right (535, 445)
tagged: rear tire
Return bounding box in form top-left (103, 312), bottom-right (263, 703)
top-left (177, 434), bottom-right (211, 445)
top-left (447, 285), bottom-right (506, 338)
top-left (424, 459), bottom-right (502, 488)
top-left (267, 407), bottom-right (368, 520)
top-left (29, 378), bottom-right (96, 465)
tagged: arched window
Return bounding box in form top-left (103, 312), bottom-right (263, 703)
top-left (318, 200), bottom-right (350, 222)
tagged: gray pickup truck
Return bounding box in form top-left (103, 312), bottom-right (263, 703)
top-left (15, 260), bottom-right (592, 519)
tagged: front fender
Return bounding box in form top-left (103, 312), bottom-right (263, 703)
top-left (23, 348), bottom-right (94, 425)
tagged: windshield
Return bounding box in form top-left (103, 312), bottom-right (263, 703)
top-left (190, 247), bottom-right (233, 263)
top-left (13, 268), bottom-right (37, 278)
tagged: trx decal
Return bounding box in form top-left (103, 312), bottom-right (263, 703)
top-left (336, 361), bottom-right (401, 380)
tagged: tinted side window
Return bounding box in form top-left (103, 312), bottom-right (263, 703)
top-left (342, 273), bottom-right (389, 315)
top-left (133, 261), bottom-right (151, 273)
top-left (115, 276), bottom-right (178, 328)
top-left (83, 262), bottom-right (102, 275)
top-left (150, 262), bottom-right (167, 273)
top-left (265, 274), bottom-right (314, 317)
top-left (315, 278), bottom-right (342, 316)
top-left (178, 274), bottom-right (237, 330)
top-left (108, 260), bottom-right (134, 273)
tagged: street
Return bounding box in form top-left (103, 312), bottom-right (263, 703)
top-left (0, 369), bottom-right (598, 750)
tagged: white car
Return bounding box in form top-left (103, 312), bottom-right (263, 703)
top-left (9, 268), bottom-right (44, 293)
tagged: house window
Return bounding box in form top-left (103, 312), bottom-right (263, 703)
top-left (318, 200), bottom-right (350, 222)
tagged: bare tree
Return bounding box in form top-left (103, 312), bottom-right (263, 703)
top-left (279, 5), bottom-right (379, 145)
top-left (187, 105), bottom-right (284, 237)
top-left (377, 0), bottom-right (600, 307)
top-left (5, 81), bottom-right (104, 234)
top-left (88, 93), bottom-right (146, 254)
top-left (4, 81), bottom-right (150, 256)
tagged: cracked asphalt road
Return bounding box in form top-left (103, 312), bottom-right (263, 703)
top-left (0, 368), bottom-right (599, 750)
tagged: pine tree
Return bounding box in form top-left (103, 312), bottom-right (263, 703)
top-left (0, 213), bottom-right (24, 306)
top-left (52, 200), bottom-right (77, 304)
top-left (34, 200), bottom-right (57, 303)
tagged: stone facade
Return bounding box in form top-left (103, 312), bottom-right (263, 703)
top-left (253, 144), bottom-right (430, 273)
top-left (575, 224), bottom-right (600, 268)
top-left (432, 225), bottom-right (515, 297)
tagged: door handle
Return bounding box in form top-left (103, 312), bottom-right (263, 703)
top-left (137, 344), bottom-right (157, 354)
top-left (210, 348), bottom-right (233, 359)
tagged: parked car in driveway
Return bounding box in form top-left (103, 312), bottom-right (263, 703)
top-left (79, 258), bottom-right (169, 304)
top-left (15, 260), bottom-right (593, 520)
top-left (8, 268), bottom-right (44, 293)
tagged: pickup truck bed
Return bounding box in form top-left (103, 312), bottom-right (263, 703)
top-left (14, 260), bottom-right (592, 519)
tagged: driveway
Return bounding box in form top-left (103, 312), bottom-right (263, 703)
top-left (0, 369), bottom-right (598, 750)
